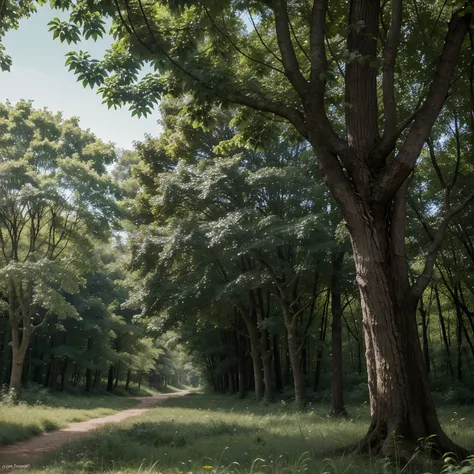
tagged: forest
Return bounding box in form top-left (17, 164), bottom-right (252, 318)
top-left (0, 0), bottom-right (474, 473)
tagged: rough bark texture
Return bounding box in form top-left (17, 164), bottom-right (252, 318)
top-left (347, 204), bottom-right (467, 460)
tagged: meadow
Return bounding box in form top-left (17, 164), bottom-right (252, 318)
top-left (0, 387), bottom-right (140, 447)
top-left (25, 393), bottom-right (474, 474)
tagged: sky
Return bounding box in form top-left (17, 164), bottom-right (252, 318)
top-left (0, 5), bottom-right (161, 150)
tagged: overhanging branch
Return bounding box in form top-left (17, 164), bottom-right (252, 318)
top-left (411, 194), bottom-right (474, 300)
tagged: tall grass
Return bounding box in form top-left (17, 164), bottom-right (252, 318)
top-left (0, 385), bottom-right (138, 446)
top-left (29, 394), bottom-right (474, 474)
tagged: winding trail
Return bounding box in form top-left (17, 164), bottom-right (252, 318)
top-left (0, 391), bottom-right (190, 471)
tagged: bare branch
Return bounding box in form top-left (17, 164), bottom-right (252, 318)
top-left (411, 194), bottom-right (474, 299)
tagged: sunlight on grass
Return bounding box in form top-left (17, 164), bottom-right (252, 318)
top-left (0, 390), bottom-right (138, 446)
top-left (27, 394), bottom-right (474, 474)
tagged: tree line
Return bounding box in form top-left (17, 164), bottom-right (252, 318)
top-left (0, 0), bottom-right (473, 462)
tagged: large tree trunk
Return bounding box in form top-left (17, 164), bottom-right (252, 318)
top-left (9, 328), bottom-right (30, 394)
top-left (348, 205), bottom-right (465, 460)
top-left (9, 351), bottom-right (25, 394)
top-left (330, 252), bottom-right (347, 417)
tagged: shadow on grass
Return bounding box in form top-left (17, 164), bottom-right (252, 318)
top-left (40, 419), bottom-right (362, 474)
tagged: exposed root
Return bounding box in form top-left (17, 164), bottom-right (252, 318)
top-left (316, 425), bottom-right (471, 467)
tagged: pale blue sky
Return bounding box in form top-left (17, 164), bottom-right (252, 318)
top-left (0, 5), bottom-right (160, 150)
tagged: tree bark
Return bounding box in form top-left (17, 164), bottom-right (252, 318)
top-left (236, 334), bottom-right (246, 399)
top-left (125, 369), bottom-right (132, 391)
top-left (273, 334), bottom-right (284, 391)
top-left (260, 331), bottom-right (274, 402)
top-left (284, 317), bottom-right (305, 408)
top-left (330, 252), bottom-right (347, 417)
top-left (242, 310), bottom-right (264, 401)
top-left (9, 329), bottom-right (30, 393)
top-left (419, 295), bottom-right (431, 375)
top-left (345, 201), bottom-right (466, 460)
top-left (106, 365), bottom-right (115, 393)
top-left (434, 286), bottom-right (454, 378)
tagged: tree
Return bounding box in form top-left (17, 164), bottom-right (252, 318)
top-left (0, 0), bottom-right (38, 72)
top-left (0, 100), bottom-right (119, 393)
top-left (51, 0), bottom-right (474, 458)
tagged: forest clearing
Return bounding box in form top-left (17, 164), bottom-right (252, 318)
top-left (1, 0), bottom-right (474, 473)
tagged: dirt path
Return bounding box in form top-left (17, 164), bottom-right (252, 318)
top-left (0, 391), bottom-right (190, 471)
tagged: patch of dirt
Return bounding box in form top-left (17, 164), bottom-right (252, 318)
top-left (0, 391), bottom-right (190, 472)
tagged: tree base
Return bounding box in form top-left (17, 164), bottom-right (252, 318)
top-left (355, 424), bottom-right (470, 465)
top-left (318, 424), bottom-right (470, 467)
top-left (330, 407), bottom-right (348, 418)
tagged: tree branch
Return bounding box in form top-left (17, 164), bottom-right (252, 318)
top-left (375, 11), bottom-right (470, 204)
top-left (411, 194), bottom-right (474, 299)
top-left (274, 0), bottom-right (308, 99)
top-left (204, 7), bottom-right (285, 76)
top-left (381, 0), bottom-right (402, 139)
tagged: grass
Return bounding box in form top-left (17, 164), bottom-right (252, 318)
top-left (0, 387), bottom-right (139, 447)
top-left (24, 393), bottom-right (474, 474)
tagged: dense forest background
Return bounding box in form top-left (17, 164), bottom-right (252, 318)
top-left (1, 94), bottom-right (473, 409)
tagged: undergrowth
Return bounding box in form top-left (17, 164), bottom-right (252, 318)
top-left (26, 393), bottom-right (474, 474)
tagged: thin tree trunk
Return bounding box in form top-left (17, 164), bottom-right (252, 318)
top-left (236, 334), bottom-right (246, 399)
top-left (125, 369), bottom-right (132, 391)
top-left (284, 317), bottom-right (305, 408)
top-left (106, 365), bottom-right (114, 393)
top-left (330, 251), bottom-right (347, 417)
top-left (242, 311), bottom-right (264, 401)
top-left (419, 296), bottom-right (431, 375)
top-left (435, 286), bottom-right (454, 378)
top-left (273, 334), bottom-right (284, 391)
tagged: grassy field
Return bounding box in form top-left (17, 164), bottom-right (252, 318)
top-left (0, 387), bottom-right (140, 447)
top-left (25, 393), bottom-right (474, 474)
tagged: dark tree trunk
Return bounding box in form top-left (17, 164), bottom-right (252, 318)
top-left (330, 252), bottom-right (347, 417)
top-left (435, 286), bottom-right (454, 378)
top-left (93, 370), bottom-right (100, 390)
top-left (282, 336), bottom-right (290, 387)
top-left (85, 369), bottom-right (93, 392)
top-left (137, 370), bottom-right (142, 390)
top-left (60, 358), bottom-right (68, 391)
top-left (242, 311), bottom-right (264, 401)
top-left (106, 365), bottom-right (115, 393)
top-left (419, 296), bottom-right (431, 375)
top-left (456, 296), bottom-right (463, 382)
top-left (114, 361), bottom-right (120, 388)
top-left (273, 334), bottom-right (284, 391)
top-left (236, 334), bottom-right (246, 399)
top-left (260, 330), bottom-right (274, 402)
top-left (313, 292), bottom-right (329, 392)
top-left (284, 317), bottom-right (305, 408)
top-left (125, 369), bottom-right (132, 391)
